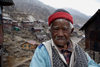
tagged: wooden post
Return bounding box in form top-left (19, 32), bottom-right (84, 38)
top-left (99, 52), bottom-right (100, 63)
top-left (93, 51), bottom-right (95, 61)
top-left (0, 5), bottom-right (3, 67)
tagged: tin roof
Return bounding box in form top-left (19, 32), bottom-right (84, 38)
top-left (3, 16), bottom-right (12, 20)
top-left (27, 40), bottom-right (36, 45)
top-left (80, 9), bottom-right (100, 30)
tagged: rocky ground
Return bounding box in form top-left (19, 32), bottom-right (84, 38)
top-left (3, 29), bottom-right (34, 67)
top-left (2, 25), bottom-right (50, 67)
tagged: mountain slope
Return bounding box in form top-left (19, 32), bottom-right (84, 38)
top-left (4, 0), bottom-right (90, 27)
top-left (66, 8), bottom-right (90, 26)
top-left (13, 0), bottom-right (55, 21)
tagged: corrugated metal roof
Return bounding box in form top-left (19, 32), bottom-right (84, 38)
top-left (0, 0), bottom-right (14, 6)
top-left (27, 40), bottom-right (36, 45)
top-left (3, 16), bottom-right (12, 20)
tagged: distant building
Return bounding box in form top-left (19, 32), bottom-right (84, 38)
top-left (35, 34), bottom-right (49, 42)
top-left (21, 21), bottom-right (34, 28)
top-left (32, 27), bottom-right (43, 32)
top-left (3, 16), bottom-right (13, 32)
top-left (80, 9), bottom-right (100, 52)
top-left (21, 40), bottom-right (39, 50)
top-left (3, 16), bottom-right (12, 24)
top-left (12, 20), bottom-right (18, 26)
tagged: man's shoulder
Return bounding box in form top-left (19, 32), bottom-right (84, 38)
top-left (42, 40), bottom-right (52, 45)
top-left (38, 44), bottom-right (44, 49)
top-left (38, 40), bottom-right (52, 49)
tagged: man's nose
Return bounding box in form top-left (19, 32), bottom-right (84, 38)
top-left (58, 29), bottom-right (64, 36)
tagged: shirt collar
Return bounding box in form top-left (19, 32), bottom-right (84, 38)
top-left (51, 39), bottom-right (73, 53)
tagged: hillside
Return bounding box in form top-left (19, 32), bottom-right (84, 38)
top-left (3, 0), bottom-right (90, 27)
top-left (4, 0), bottom-right (55, 21)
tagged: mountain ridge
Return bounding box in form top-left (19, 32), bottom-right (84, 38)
top-left (4, 0), bottom-right (90, 27)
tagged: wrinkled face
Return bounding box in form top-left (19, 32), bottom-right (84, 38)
top-left (50, 19), bottom-right (72, 47)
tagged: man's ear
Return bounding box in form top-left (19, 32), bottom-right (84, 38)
top-left (71, 28), bottom-right (74, 33)
top-left (49, 28), bottom-right (51, 32)
top-left (49, 28), bottom-right (52, 38)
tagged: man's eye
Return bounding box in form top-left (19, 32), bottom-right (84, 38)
top-left (53, 28), bottom-right (59, 30)
top-left (52, 27), bottom-right (59, 30)
top-left (63, 28), bottom-right (70, 31)
top-left (63, 28), bottom-right (68, 30)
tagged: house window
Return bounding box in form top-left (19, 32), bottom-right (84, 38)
top-left (28, 45), bottom-right (31, 48)
top-left (24, 44), bottom-right (26, 47)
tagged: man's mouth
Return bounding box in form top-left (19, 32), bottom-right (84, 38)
top-left (55, 36), bottom-right (66, 41)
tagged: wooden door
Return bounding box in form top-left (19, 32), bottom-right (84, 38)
top-left (89, 31), bottom-right (100, 52)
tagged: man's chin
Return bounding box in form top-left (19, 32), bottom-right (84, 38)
top-left (56, 44), bottom-right (65, 48)
top-left (53, 40), bottom-right (67, 47)
top-left (55, 42), bottom-right (66, 48)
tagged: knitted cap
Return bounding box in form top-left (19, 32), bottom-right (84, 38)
top-left (48, 9), bottom-right (73, 26)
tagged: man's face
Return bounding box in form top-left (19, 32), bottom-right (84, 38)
top-left (50, 19), bottom-right (71, 47)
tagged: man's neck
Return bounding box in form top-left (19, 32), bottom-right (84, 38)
top-left (56, 40), bottom-right (73, 53)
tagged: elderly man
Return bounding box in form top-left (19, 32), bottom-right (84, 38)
top-left (30, 9), bottom-right (100, 67)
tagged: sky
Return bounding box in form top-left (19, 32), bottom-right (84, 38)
top-left (39, 0), bottom-right (100, 16)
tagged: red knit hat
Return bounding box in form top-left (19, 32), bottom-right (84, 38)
top-left (48, 12), bottom-right (73, 26)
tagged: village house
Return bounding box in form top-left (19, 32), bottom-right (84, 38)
top-left (80, 9), bottom-right (100, 62)
top-left (2, 13), bottom-right (21, 32)
top-left (35, 34), bottom-right (49, 42)
top-left (33, 20), bottom-right (45, 27)
top-left (12, 20), bottom-right (18, 26)
top-left (3, 15), bottom-right (13, 32)
top-left (21, 40), bottom-right (39, 50)
top-left (31, 27), bottom-right (44, 32)
top-left (21, 21), bottom-right (34, 28)
top-left (80, 9), bottom-right (100, 52)
top-left (3, 16), bottom-right (12, 24)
